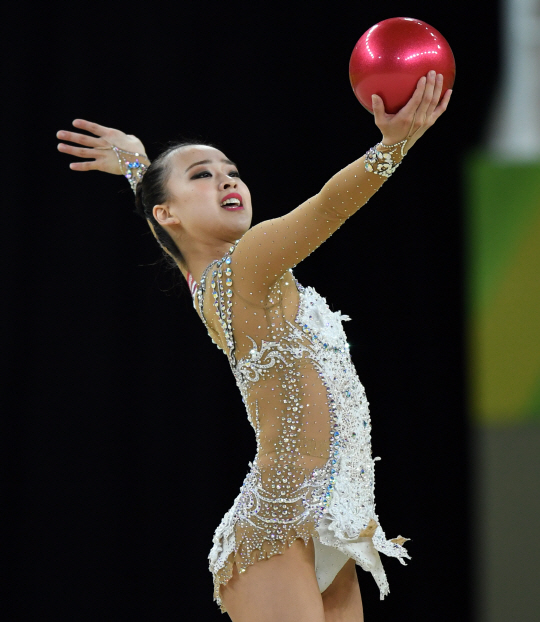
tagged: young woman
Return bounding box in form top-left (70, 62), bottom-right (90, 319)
top-left (57, 71), bottom-right (451, 622)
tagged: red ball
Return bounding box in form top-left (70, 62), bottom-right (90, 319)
top-left (349, 17), bottom-right (456, 114)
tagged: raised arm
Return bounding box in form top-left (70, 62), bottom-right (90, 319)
top-left (232, 71), bottom-right (451, 298)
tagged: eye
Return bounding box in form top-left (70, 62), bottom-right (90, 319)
top-left (229, 170), bottom-right (241, 178)
top-left (191, 170), bottom-right (212, 179)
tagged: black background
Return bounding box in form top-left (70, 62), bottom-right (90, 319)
top-left (4, 1), bottom-right (498, 620)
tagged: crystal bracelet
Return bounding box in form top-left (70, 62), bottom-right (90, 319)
top-left (112, 146), bottom-right (149, 194)
top-left (364, 139), bottom-right (408, 178)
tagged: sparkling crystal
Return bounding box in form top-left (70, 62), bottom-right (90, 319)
top-left (190, 174), bottom-right (408, 610)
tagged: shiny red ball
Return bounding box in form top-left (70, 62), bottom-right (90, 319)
top-left (349, 17), bottom-right (456, 114)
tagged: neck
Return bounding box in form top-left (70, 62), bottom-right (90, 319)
top-left (178, 237), bottom-right (237, 286)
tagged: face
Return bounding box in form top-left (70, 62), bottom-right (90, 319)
top-left (154, 145), bottom-right (252, 246)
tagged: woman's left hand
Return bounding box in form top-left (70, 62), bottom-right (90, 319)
top-left (57, 119), bottom-right (148, 175)
top-left (372, 70), bottom-right (452, 152)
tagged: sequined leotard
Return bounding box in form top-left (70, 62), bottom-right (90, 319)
top-left (194, 148), bottom-right (410, 612)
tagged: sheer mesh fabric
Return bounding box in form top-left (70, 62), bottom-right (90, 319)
top-left (195, 150), bottom-right (410, 611)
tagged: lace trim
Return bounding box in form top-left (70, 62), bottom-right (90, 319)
top-left (207, 275), bottom-right (410, 611)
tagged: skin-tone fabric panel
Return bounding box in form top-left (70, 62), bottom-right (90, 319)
top-left (232, 153), bottom-right (396, 300)
top-left (199, 151), bottom-right (409, 610)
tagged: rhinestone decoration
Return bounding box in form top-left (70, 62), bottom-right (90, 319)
top-left (112, 146), bottom-right (148, 193)
top-left (364, 139), bottom-right (407, 178)
top-left (190, 152), bottom-right (410, 613)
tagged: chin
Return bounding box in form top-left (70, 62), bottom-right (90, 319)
top-left (230, 213), bottom-right (252, 235)
top-left (234, 223), bottom-right (252, 238)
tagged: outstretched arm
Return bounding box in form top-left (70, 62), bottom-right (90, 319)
top-left (57, 119), bottom-right (150, 176)
top-left (232, 71), bottom-right (452, 299)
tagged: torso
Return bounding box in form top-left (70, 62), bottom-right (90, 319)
top-left (196, 251), bottom-right (376, 582)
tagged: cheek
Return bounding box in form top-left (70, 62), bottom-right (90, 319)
top-left (241, 184), bottom-right (252, 207)
top-left (182, 187), bottom-right (215, 215)
top-left (186, 194), bottom-right (223, 230)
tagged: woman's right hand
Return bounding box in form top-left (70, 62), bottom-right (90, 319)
top-left (57, 119), bottom-right (149, 175)
top-left (372, 71), bottom-right (452, 153)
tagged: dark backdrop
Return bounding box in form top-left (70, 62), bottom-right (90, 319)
top-left (4, 2), bottom-right (498, 620)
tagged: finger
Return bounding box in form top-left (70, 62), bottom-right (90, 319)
top-left (57, 130), bottom-right (110, 148)
top-left (69, 160), bottom-right (99, 171)
top-left (371, 94), bottom-right (386, 122)
top-left (72, 118), bottom-right (114, 138)
top-left (425, 73), bottom-right (444, 119)
top-left (431, 88), bottom-right (453, 121)
top-left (415, 70), bottom-right (437, 120)
top-left (57, 143), bottom-right (102, 159)
top-left (398, 75), bottom-right (427, 117)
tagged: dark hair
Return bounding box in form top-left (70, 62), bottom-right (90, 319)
top-left (134, 141), bottom-right (216, 268)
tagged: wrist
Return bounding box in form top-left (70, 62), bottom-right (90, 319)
top-left (381, 135), bottom-right (412, 156)
top-left (365, 138), bottom-right (407, 178)
top-left (113, 146), bottom-right (150, 194)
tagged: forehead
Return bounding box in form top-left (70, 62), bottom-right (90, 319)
top-left (170, 145), bottom-right (228, 171)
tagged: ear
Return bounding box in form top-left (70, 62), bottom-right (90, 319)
top-left (153, 203), bottom-right (180, 227)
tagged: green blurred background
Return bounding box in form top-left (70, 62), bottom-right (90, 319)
top-left (468, 149), bottom-right (540, 619)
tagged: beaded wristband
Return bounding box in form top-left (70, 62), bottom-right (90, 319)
top-left (112, 146), bottom-right (149, 194)
top-left (364, 139), bottom-right (407, 178)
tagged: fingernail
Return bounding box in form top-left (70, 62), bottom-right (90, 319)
top-left (429, 70), bottom-right (436, 77)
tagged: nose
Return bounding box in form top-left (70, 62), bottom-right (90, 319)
top-left (219, 174), bottom-right (238, 191)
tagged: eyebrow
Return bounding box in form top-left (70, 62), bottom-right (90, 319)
top-left (185, 158), bottom-right (237, 173)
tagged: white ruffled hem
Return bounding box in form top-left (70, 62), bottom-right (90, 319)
top-left (316, 513), bottom-right (410, 599)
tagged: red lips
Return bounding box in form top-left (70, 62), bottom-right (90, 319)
top-left (221, 192), bottom-right (244, 210)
